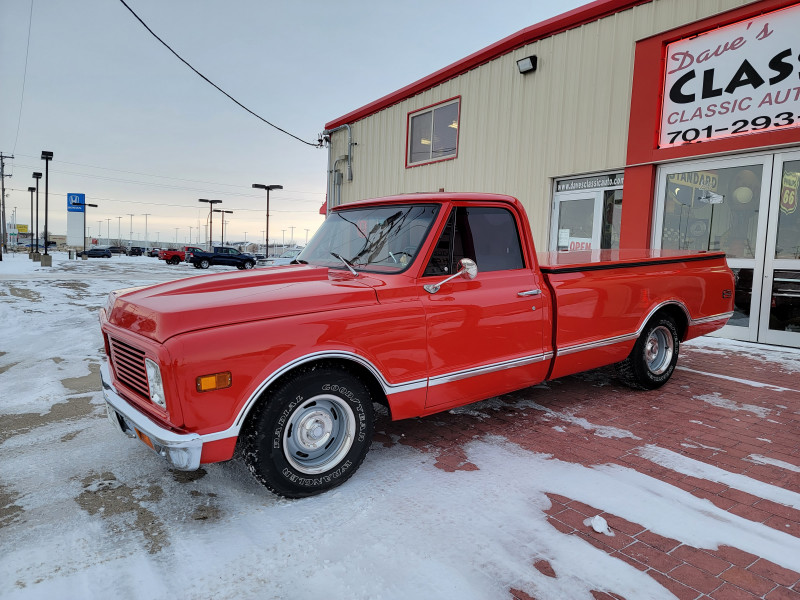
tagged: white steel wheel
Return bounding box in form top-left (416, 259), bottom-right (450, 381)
top-left (283, 395), bottom-right (356, 475)
top-left (644, 325), bottom-right (675, 376)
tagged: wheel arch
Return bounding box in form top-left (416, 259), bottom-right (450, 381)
top-left (648, 301), bottom-right (689, 341)
top-left (236, 352), bottom-right (393, 439)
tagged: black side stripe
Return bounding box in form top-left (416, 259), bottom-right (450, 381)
top-left (540, 253), bottom-right (726, 274)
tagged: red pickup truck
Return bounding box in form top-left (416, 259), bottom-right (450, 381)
top-left (158, 246), bottom-right (203, 265)
top-left (100, 193), bottom-right (734, 498)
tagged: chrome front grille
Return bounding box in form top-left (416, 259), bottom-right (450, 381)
top-left (109, 337), bottom-right (149, 399)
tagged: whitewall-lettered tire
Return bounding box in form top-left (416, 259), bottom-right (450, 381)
top-left (243, 364), bottom-right (374, 498)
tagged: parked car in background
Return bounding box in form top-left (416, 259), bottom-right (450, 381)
top-left (158, 246), bottom-right (204, 265)
top-left (129, 247), bottom-right (144, 256)
top-left (262, 248), bottom-right (303, 266)
top-left (186, 246), bottom-right (256, 270)
top-left (108, 246), bottom-right (128, 255)
top-left (83, 246), bottom-right (112, 258)
top-left (147, 248), bottom-right (161, 257)
top-left (254, 253), bottom-right (268, 267)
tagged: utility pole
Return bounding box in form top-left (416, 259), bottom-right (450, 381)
top-left (0, 153), bottom-right (14, 261)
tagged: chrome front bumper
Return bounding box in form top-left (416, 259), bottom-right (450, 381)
top-left (101, 362), bottom-right (202, 471)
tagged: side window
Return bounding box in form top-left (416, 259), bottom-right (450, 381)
top-left (424, 206), bottom-right (524, 276)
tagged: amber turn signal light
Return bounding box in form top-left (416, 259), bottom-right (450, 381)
top-left (196, 372), bottom-right (232, 392)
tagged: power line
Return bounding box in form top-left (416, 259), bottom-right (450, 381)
top-left (117, 0), bottom-right (321, 148)
top-left (10, 160), bottom-right (323, 202)
top-left (6, 187), bottom-right (320, 214)
top-left (12, 0), bottom-right (35, 154)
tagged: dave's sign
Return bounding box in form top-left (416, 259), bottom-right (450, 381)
top-left (659, 4), bottom-right (800, 148)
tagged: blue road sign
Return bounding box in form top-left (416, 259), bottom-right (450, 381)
top-left (67, 193), bottom-right (85, 212)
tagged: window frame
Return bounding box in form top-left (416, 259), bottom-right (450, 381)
top-left (422, 205), bottom-right (526, 276)
top-left (405, 96), bottom-right (461, 168)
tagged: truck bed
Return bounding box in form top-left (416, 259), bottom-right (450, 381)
top-left (538, 249), bottom-right (732, 380)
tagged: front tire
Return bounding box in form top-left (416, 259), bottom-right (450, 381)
top-left (243, 365), bottom-right (374, 498)
top-left (168, 256), bottom-right (180, 265)
top-left (199, 259), bottom-right (210, 269)
top-left (243, 260), bottom-right (254, 269)
top-left (616, 315), bottom-right (679, 390)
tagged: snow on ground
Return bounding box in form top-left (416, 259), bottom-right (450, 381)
top-left (1, 252), bottom-right (798, 600)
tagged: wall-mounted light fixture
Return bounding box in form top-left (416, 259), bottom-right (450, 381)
top-left (517, 55), bottom-right (537, 74)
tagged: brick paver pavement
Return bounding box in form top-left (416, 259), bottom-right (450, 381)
top-left (374, 339), bottom-right (800, 600)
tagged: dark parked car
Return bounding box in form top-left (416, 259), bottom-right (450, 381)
top-left (129, 246), bottom-right (144, 256)
top-left (148, 248), bottom-right (161, 257)
top-left (108, 246), bottom-right (128, 255)
top-left (84, 247), bottom-right (112, 258)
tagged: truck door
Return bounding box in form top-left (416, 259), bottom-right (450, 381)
top-left (419, 205), bottom-right (550, 409)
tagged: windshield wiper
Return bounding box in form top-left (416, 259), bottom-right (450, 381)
top-left (330, 252), bottom-right (358, 276)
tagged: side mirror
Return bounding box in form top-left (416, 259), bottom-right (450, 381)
top-left (424, 258), bottom-right (478, 294)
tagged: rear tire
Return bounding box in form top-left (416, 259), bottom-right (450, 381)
top-left (199, 259), bottom-right (210, 269)
top-left (243, 365), bottom-right (374, 498)
top-left (168, 256), bottom-right (180, 265)
top-left (616, 315), bottom-right (679, 390)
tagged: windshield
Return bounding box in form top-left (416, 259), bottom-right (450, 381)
top-left (298, 204), bottom-right (439, 273)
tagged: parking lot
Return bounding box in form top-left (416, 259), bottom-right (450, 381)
top-left (1, 252), bottom-right (798, 600)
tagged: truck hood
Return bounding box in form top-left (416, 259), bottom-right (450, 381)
top-left (105, 266), bottom-right (380, 343)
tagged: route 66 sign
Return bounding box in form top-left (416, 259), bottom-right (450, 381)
top-left (781, 171), bottom-right (798, 216)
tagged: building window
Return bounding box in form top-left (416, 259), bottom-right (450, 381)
top-left (407, 98), bottom-right (460, 166)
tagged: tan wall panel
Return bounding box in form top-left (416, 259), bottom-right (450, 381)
top-left (328, 0), bottom-right (750, 246)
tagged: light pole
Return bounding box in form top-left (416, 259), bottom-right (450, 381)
top-left (213, 209), bottom-right (232, 246)
top-left (289, 226), bottom-right (295, 247)
top-left (27, 187), bottom-right (35, 255)
top-left (199, 199), bottom-right (222, 249)
top-left (143, 213), bottom-right (151, 252)
top-left (281, 229), bottom-right (286, 252)
top-left (41, 151), bottom-right (53, 257)
top-left (75, 202), bottom-right (98, 253)
top-left (189, 226), bottom-right (193, 245)
top-left (97, 220), bottom-right (102, 244)
top-left (252, 184), bottom-right (282, 256)
top-left (174, 227), bottom-right (179, 245)
top-left (128, 214), bottom-right (134, 248)
top-left (305, 228), bottom-right (310, 245)
top-left (117, 216), bottom-right (122, 246)
top-left (106, 218), bottom-right (111, 245)
top-left (32, 172), bottom-right (41, 256)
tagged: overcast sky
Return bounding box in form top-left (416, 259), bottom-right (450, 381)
top-left (1, 0), bottom-right (586, 248)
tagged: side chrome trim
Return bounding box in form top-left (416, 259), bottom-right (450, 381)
top-left (428, 352), bottom-right (554, 386)
top-left (690, 311), bottom-right (734, 326)
top-left (556, 332), bottom-right (638, 357)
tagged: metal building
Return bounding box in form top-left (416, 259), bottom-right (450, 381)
top-left (323, 0), bottom-right (800, 348)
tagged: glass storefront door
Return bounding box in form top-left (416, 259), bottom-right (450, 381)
top-left (654, 151), bottom-right (800, 348)
top-left (760, 153), bottom-right (800, 346)
top-left (551, 192), bottom-right (601, 251)
top-left (551, 174), bottom-right (623, 252)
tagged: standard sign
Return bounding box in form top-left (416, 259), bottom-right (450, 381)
top-left (67, 193), bottom-right (85, 212)
top-left (659, 4), bottom-right (800, 148)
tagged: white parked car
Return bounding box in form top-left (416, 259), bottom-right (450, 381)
top-left (262, 248), bottom-right (302, 266)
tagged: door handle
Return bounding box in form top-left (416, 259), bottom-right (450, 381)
top-left (518, 289), bottom-right (542, 297)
